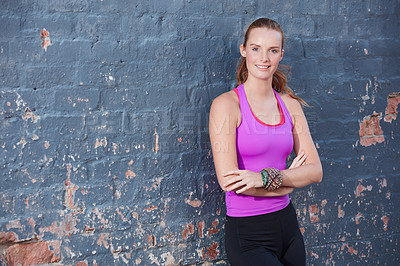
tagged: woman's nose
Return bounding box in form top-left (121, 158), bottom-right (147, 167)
top-left (261, 52), bottom-right (270, 62)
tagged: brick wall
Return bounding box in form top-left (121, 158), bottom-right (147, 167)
top-left (0, 0), bottom-right (399, 265)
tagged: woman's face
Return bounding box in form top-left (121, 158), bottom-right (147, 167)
top-left (240, 27), bottom-right (284, 82)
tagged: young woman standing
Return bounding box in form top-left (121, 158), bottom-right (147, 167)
top-left (209, 18), bottom-right (323, 265)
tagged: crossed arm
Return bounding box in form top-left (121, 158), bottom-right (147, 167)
top-left (209, 92), bottom-right (323, 197)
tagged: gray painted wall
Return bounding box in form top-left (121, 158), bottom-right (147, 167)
top-left (1, 0), bottom-right (399, 265)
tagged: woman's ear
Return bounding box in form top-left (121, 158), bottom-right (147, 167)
top-left (280, 49), bottom-right (284, 61)
top-left (240, 44), bottom-right (246, 57)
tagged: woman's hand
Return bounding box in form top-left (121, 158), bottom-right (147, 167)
top-left (221, 170), bottom-right (264, 194)
top-left (289, 151), bottom-right (307, 169)
top-left (222, 152), bottom-right (307, 194)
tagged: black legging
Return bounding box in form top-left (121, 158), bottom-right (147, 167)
top-left (225, 201), bottom-right (305, 266)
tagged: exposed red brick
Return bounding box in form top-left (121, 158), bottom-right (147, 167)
top-left (0, 232), bottom-right (18, 244)
top-left (186, 199), bottom-right (201, 207)
top-left (144, 205), bottom-right (158, 212)
top-left (355, 212), bottom-right (363, 225)
top-left (181, 228), bottom-right (188, 239)
top-left (198, 221), bottom-right (205, 238)
top-left (310, 251), bottom-right (319, 259)
top-left (202, 241), bottom-right (219, 261)
top-left (39, 213), bottom-right (79, 237)
top-left (77, 262), bottom-right (88, 266)
top-left (6, 219), bottom-right (22, 230)
top-left (338, 205), bottom-right (345, 218)
top-left (153, 128), bottom-right (159, 154)
top-left (207, 219), bottom-right (220, 236)
top-left (359, 112), bottom-right (384, 147)
top-left (6, 241), bottom-right (60, 266)
top-left (360, 136), bottom-right (384, 147)
top-left (359, 118), bottom-right (374, 137)
top-left (348, 246), bottom-right (358, 255)
top-left (188, 223), bottom-right (195, 234)
top-left (355, 184), bottom-right (366, 197)
top-left (146, 234), bottom-right (156, 247)
top-left (97, 233), bottom-right (110, 248)
top-left (125, 169), bottom-right (136, 179)
top-left (384, 92), bottom-right (400, 122)
top-left (309, 204), bottom-right (320, 223)
top-left (40, 28), bottom-right (52, 51)
top-left (382, 216), bottom-right (389, 231)
top-left (372, 116), bottom-right (384, 135)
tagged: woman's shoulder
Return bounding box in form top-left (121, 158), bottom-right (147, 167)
top-left (211, 90), bottom-right (240, 111)
top-left (279, 92), bottom-right (302, 113)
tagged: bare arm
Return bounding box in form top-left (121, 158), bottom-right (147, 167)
top-left (280, 96), bottom-right (323, 188)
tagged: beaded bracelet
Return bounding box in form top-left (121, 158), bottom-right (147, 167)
top-left (260, 167), bottom-right (283, 191)
top-left (260, 169), bottom-right (270, 189)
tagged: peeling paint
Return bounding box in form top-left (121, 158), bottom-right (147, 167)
top-left (39, 213), bottom-right (79, 238)
top-left (125, 169), bottom-right (136, 179)
top-left (207, 219), bottom-right (220, 236)
top-left (153, 128), bottom-right (159, 154)
top-left (359, 111), bottom-right (384, 146)
top-left (202, 241), bottom-right (219, 261)
top-left (185, 193), bottom-right (202, 207)
top-left (381, 216), bottom-right (389, 231)
top-left (384, 92), bottom-right (400, 122)
top-left (40, 28), bottom-right (52, 51)
top-left (94, 137), bottom-right (107, 149)
top-left (338, 205), bottom-right (345, 218)
top-left (309, 204), bottom-right (319, 223)
top-left (22, 107), bottom-right (40, 123)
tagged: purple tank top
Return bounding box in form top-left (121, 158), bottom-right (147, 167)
top-left (226, 84), bottom-right (294, 217)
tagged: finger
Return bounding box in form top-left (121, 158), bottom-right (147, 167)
top-left (235, 184), bottom-right (248, 194)
top-left (223, 170), bottom-right (243, 176)
top-left (224, 177), bottom-right (241, 188)
top-left (297, 154), bottom-right (307, 165)
top-left (226, 180), bottom-right (245, 191)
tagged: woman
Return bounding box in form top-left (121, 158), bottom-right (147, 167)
top-left (209, 18), bottom-right (323, 265)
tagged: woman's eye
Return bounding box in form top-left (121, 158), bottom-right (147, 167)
top-left (252, 48), bottom-right (258, 51)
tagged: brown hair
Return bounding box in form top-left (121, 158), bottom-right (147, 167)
top-left (236, 18), bottom-right (308, 106)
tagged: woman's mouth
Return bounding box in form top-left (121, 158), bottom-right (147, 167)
top-left (256, 65), bottom-right (271, 70)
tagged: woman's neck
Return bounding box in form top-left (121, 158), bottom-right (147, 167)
top-left (243, 77), bottom-right (275, 100)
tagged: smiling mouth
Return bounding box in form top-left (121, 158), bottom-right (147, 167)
top-left (256, 65), bottom-right (271, 70)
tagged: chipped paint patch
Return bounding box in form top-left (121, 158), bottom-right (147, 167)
top-left (125, 169), bottom-right (136, 179)
top-left (309, 204), bottom-right (319, 223)
top-left (144, 205), bottom-right (158, 212)
top-left (94, 137), bottom-right (107, 148)
top-left (384, 92), bottom-right (400, 122)
top-left (160, 252), bottom-right (175, 266)
top-left (198, 221), bottom-right (205, 238)
top-left (355, 212), bottom-right (363, 225)
top-left (355, 183), bottom-right (373, 197)
top-left (40, 28), bottom-right (52, 51)
top-left (207, 219), bottom-right (220, 236)
top-left (39, 213), bottom-right (79, 238)
top-left (202, 241), bottom-right (219, 261)
top-left (6, 219), bottom-right (22, 230)
top-left (381, 216), bottom-right (389, 231)
top-left (153, 128), bottom-right (159, 154)
top-left (359, 111), bottom-right (384, 146)
top-left (22, 107), bottom-right (40, 123)
top-left (97, 233), bottom-right (110, 248)
top-left (185, 193), bottom-right (202, 207)
top-left (338, 205), bottom-right (345, 218)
